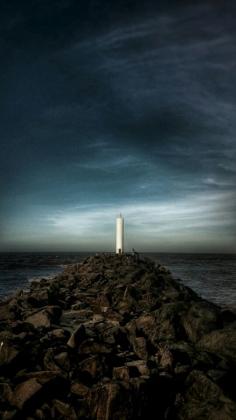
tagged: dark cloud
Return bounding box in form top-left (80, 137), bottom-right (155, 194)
top-left (0, 1), bottom-right (236, 251)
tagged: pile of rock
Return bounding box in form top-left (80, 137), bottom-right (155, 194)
top-left (0, 254), bottom-right (236, 419)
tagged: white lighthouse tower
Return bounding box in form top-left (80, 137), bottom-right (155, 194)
top-left (116, 214), bottom-right (124, 254)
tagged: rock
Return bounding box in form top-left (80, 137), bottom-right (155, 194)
top-left (134, 314), bottom-right (157, 342)
top-left (181, 301), bottom-right (220, 342)
top-left (49, 328), bottom-right (69, 341)
top-left (207, 368), bottom-right (228, 383)
top-left (156, 345), bottom-right (174, 371)
top-left (19, 370), bottom-right (65, 385)
top-left (78, 355), bottom-right (103, 383)
top-left (11, 378), bottom-right (42, 409)
top-left (27, 289), bottom-right (49, 307)
top-left (113, 366), bottom-right (130, 381)
top-left (0, 382), bottom-right (13, 404)
top-left (0, 304), bottom-right (13, 322)
top-left (9, 320), bottom-right (35, 335)
top-left (93, 314), bottom-right (105, 322)
top-left (89, 382), bottom-right (130, 420)
top-left (60, 309), bottom-right (93, 328)
top-left (89, 375), bottom-right (174, 420)
top-left (156, 302), bottom-right (188, 341)
top-left (0, 409), bottom-right (17, 420)
top-left (198, 327), bottom-right (236, 364)
top-left (169, 341), bottom-right (195, 366)
top-left (71, 301), bottom-right (88, 310)
top-left (221, 308), bottom-right (236, 325)
top-left (25, 306), bottom-right (61, 329)
top-left (34, 408), bottom-right (44, 419)
top-left (0, 332), bottom-right (20, 370)
top-left (176, 370), bottom-right (236, 420)
top-left (0, 253), bottom-right (235, 419)
top-left (71, 382), bottom-right (90, 398)
top-left (79, 340), bottom-right (112, 356)
top-left (96, 321), bottom-right (120, 345)
top-left (132, 336), bottom-right (148, 360)
top-left (25, 310), bottom-right (51, 329)
top-left (52, 399), bottom-right (77, 419)
top-left (174, 364), bottom-right (191, 379)
top-left (67, 324), bottom-right (87, 348)
top-left (54, 352), bottom-right (70, 371)
top-left (0, 344), bottom-right (19, 370)
top-left (37, 403), bottom-right (51, 418)
top-left (126, 360), bottom-right (149, 376)
top-left (43, 349), bottom-right (61, 371)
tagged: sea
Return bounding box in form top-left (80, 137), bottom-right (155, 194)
top-left (0, 252), bottom-right (235, 310)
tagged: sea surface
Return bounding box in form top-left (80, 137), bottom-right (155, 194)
top-left (0, 252), bottom-right (235, 310)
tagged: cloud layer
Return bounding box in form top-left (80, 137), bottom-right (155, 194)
top-left (0, 1), bottom-right (235, 252)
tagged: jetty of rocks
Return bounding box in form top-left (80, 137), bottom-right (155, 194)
top-left (0, 254), bottom-right (236, 419)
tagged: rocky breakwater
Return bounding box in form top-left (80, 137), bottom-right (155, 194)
top-left (0, 254), bottom-right (236, 420)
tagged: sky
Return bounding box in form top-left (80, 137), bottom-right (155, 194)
top-left (0, 0), bottom-right (236, 253)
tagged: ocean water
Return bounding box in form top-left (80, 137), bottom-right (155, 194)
top-left (147, 253), bottom-right (236, 310)
top-left (0, 252), bottom-right (92, 299)
top-left (0, 252), bottom-right (235, 310)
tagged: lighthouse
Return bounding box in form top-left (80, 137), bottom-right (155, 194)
top-left (116, 214), bottom-right (124, 254)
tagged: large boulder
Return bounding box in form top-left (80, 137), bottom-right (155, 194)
top-left (181, 301), bottom-right (221, 343)
top-left (198, 326), bottom-right (236, 365)
top-left (24, 306), bottom-right (61, 329)
top-left (11, 378), bottom-right (42, 410)
top-left (176, 370), bottom-right (236, 420)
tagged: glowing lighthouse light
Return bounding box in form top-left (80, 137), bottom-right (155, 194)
top-left (116, 214), bottom-right (124, 254)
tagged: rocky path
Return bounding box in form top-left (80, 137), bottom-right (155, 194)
top-left (0, 254), bottom-right (236, 419)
